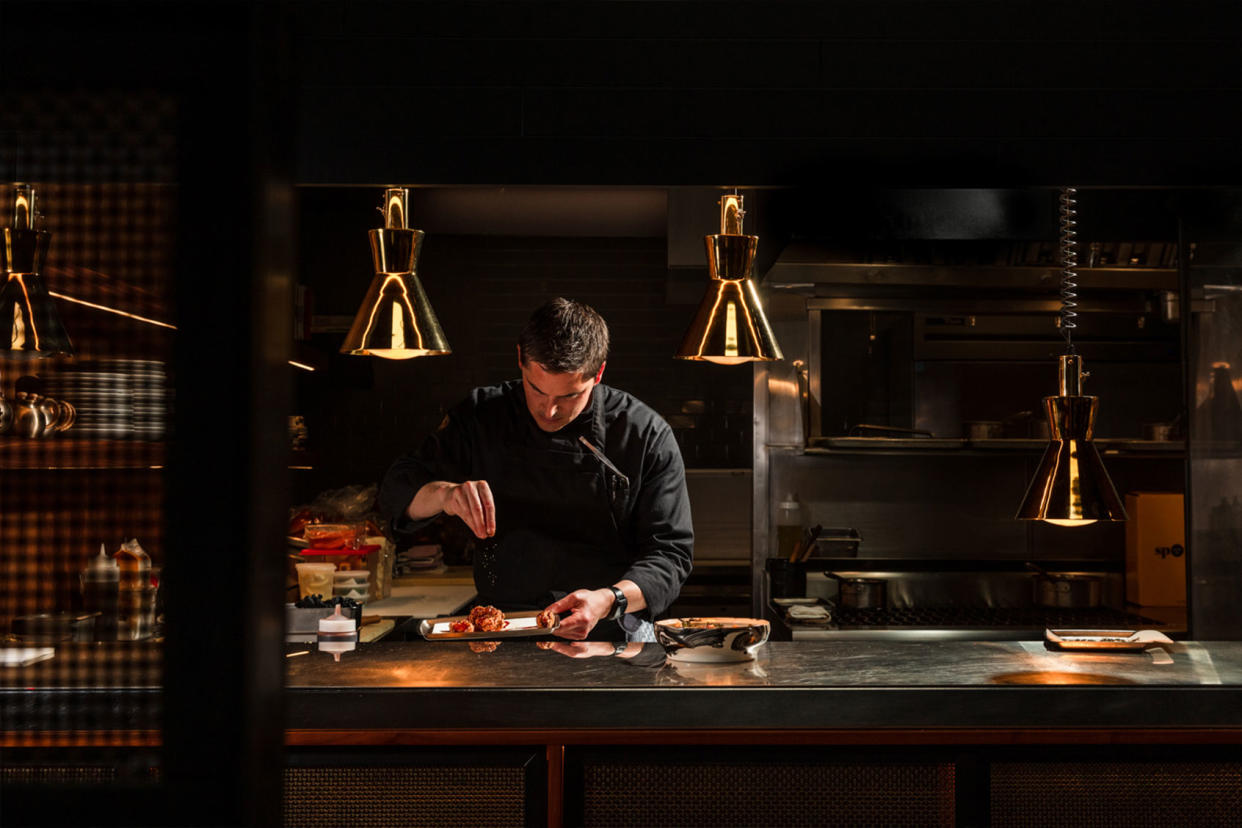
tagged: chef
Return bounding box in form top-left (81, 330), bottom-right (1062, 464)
top-left (379, 297), bottom-right (694, 642)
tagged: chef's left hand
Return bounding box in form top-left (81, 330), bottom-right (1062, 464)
top-left (544, 588), bottom-right (613, 640)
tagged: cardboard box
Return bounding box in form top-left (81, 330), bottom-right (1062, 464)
top-left (1125, 492), bottom-right (1186, 606)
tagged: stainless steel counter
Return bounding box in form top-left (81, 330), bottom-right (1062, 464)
top-left (281, 639), bottom-right (1242, 732)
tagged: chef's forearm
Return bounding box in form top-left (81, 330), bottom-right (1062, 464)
top-left (408, 480), bottom-right (455, 520)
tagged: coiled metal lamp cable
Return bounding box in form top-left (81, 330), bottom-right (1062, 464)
top-left (1058, 186), bottom-right (1079, 354)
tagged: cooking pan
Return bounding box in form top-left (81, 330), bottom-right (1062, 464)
top-left (825, 572), bottom-right (886, 610)
top-left (1026, 562), bottom-right (1102, 609)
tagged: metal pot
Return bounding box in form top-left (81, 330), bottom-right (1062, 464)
top-left (963, 420), bottom-right (1003, 440)
top-left (1026, 562), bottom-right (1102, 609)
top-left (826, 572), bottom-right (887, 610)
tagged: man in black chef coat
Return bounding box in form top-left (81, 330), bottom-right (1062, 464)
top-left (379, 297), bottom-right (694, 642)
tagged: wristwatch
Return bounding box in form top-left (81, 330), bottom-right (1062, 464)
top-left (612, 641), bottom-right (628, 657)
top-left (605, 585), bottom-right (627, 622)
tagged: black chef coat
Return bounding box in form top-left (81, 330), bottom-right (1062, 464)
top-left (378, 381), bottom-right (694, 637)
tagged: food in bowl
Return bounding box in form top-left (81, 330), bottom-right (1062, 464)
top-left (655, 617), bottom-right (770, 663)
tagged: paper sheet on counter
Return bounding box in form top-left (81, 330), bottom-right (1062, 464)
top-left (361, 585), bottom-right (477, 619)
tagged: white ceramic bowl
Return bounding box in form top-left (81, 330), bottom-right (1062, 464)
top-left (655, 617), bottom-right (770, 663)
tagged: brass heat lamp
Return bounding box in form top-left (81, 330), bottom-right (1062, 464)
top-left (1015, 188), bottom-right (1125, 526)
top-left (1015, 353), bottom-right (1127, 525)
top-left (675, 193), bottom-right (782, 364)
top-left (340, 188), bottom-right (450, 359)
top-left (0, 184), bottom-right (74, 357)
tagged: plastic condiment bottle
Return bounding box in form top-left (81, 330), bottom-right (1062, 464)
top-left (776, 493), bottom-right (803, 561)
top-left (81, 544), bottom-right (119, 640)
top-left (115, 538), bottom-right (151, 591)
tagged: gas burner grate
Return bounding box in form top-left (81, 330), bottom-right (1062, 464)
top-left (831, 606), bottom-right (1166, 628)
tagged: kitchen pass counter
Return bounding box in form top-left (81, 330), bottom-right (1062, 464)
top-left (283, 639), bottom-right (1242, 733)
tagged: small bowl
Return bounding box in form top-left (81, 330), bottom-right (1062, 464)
top-left (655, 617), bottom-right (770, 663)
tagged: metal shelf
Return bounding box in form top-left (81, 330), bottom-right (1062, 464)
top-left (0, 438), bottom-right (165, 470)
top-left (803, 438), bottom-right (1185, 457)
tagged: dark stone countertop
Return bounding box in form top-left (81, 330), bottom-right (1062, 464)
top-left (282, 639), bottom-right (1242, 732)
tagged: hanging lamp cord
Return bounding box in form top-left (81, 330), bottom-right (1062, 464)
top-left (1058, 186), bottom-right (1079, 354)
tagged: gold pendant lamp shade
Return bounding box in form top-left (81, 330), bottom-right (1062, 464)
top-left (1015, 188), bottom-right (1125, 526)
top-left (341, 188), bottom-right (450, 359)
top-left (0, 184), bottom-right (74, 357)
top-left (675, 193), bottom-right (782, 364)
top-left (1015, 355), bottom-right (1127, 525)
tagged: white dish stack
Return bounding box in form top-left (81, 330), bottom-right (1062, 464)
top-left (43, 359), bottom-right (168, 441)
top-left (332, 569), bottom-right (371, 603)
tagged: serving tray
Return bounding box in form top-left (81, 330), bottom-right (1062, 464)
top-left (1045, 628), bottom-right (1173, 651)
top-left (419, 610), bottom-right (559, 641)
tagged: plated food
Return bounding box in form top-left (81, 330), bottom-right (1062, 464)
top-left (420, 606), bottom-right (560, 640)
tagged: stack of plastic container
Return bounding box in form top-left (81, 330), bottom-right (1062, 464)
top-left (332, 570), bottom-right (370, 603)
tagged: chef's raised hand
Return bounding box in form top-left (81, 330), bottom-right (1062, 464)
top-left (441, 479), bottom-right (496, 538)
top-left (408, 479), bottom-right (496, 538)
top-left (544, 588), bottom-right (614, 640)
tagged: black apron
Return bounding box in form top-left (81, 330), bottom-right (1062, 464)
top-left (473, 400), bottom-right (631, 640)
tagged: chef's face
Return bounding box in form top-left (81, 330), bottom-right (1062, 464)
top-left (519, 351), bottom-right (605, 432)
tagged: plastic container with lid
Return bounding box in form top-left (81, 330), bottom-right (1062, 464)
top-left (776, 493), bottom-right (804, 561)
top-left (114, 538), bottom-right (151, 591)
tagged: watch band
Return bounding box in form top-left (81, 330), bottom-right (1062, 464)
top-left (606, 585), bottom-right (627, 622)
top-left (612, 641), bottom-right (627, 657)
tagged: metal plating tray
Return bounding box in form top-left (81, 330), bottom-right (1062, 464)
top-left (419, 610), bottom-right (559, 641)
top-left (1044, 628), bottom-right (1173, 651)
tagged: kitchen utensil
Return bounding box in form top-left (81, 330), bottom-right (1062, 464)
top-left (654, 617), bottom-right (770, 663)
top-left (12, 393), bottom-right (48, 438)
top-left (1026, 562), bottom-right (1103, 609)
top-left (34, 396), bottom-right (60, 438)
top-left (825, 572), bottom-right (887, 609)
top-left (797, 524), bottom-right (824, 562)
top-left (765, 558), bottom-right (806, 599)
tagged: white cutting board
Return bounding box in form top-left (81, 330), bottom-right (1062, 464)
top-left (362, 585), bottom-right (477, 619)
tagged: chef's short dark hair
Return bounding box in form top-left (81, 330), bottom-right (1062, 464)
top-left (518, 297), bottom-right (610, 376)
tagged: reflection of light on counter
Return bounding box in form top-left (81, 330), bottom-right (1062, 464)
top-left (990, 670), bottom-right (1136, 685)
top-left (388, 665), bottom-right (463, 687)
